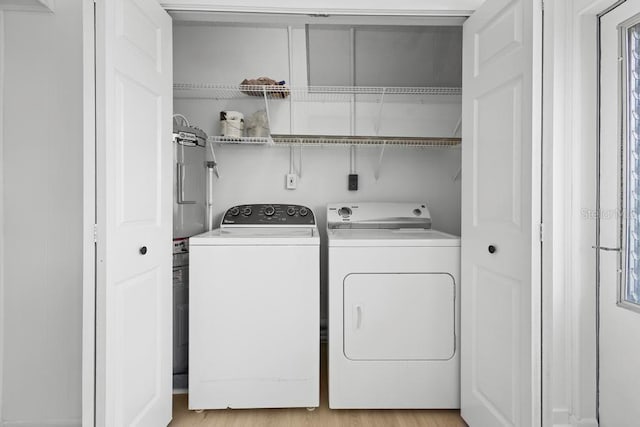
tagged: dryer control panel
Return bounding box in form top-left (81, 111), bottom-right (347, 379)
top-left (327, 202), bottom-right (431, 229)
top-left (221, 204), bottom-right (316, 226)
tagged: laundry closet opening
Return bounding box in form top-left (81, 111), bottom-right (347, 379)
top-left (168, 11), bottom-right (463, 393)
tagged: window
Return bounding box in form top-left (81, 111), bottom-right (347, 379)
top-left (623, 22), bottom-right (640, 307)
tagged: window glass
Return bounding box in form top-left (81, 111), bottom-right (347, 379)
top-left (624, 22), bottom-right (640, 306)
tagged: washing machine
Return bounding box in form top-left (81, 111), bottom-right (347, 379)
top-left (327, 202), bottom-right (460, 409)
top-left (189, 204), bottom-right (320, 410)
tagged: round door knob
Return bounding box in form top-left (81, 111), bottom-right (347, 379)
top-left (488, 245), bottom-right (497, 254)
top-left (139, 246), bottom-right (148, 255)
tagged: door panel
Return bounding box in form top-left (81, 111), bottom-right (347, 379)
top-left (343, 273), bottom-right (455, 361)
top-left (474, 1), bottom-right (523, 74)
top-left (474, 78), bottom-right (523, 229)
top-left (117, 75), bottom-right (162, 225)
top-left (599, 2), bottom-right (640, 425)
top-left (461, 0), bottom-right (542, 426)
top-left (471, 266), bottom-right (521, 425)
top-left (116, 269), bottom-right (162, 426)
top-left (95, 0), bottom-right (173, 425)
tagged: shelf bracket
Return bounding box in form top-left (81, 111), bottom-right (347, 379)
top-left (452, 115), bottom-right (462, 137)
top-left (297, 142), bottom-right (303, 178)
top-left (375, 88), bottom-right (386, 136)
top-left (452, 166), bottom-right (461, 181)
top-left (374, 143), bottom-right (386, 181)
top-left (374, 88), bottom-right (387, 180)
top-left (262, 86), bottom-right (273, 135)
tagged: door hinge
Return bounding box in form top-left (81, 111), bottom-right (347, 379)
top-left (539, 222), bottom-right (544, 242)
top-left (591, 245), bottom-right (621, 252)
top-left (93, 224), bottom-right (98, 243)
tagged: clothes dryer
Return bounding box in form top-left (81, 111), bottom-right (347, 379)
top-left (327, 202), bottom-right (460, 409)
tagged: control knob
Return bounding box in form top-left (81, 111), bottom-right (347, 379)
top-left (338, 207), bottom-right (352, 218)
top-left (264, 205), bottom-right (276, 216)
top-left (286, 207), bottom-right (296, 216)
top-left (299, 207), bottom-right (309, 217)
top-left (242, 207), bottom-right (253, 216)
top-left (229, 207), bottom-right (240, 216)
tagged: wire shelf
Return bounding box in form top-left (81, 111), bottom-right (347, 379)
top-left (174, 83), bottom-right (461, 101)
top-left (271, 135), bottom-right (461, 147)
top-left (210, 134), bottom-right (460, 147)
top-left (208, 136), bottom-right (274, 145)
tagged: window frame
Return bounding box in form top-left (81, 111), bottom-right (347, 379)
top-left (618, 15), bottom-right (640, 313)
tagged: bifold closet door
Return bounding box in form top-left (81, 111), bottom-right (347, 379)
top-left (94, 0), bottom-right (173, 425)
top-left (461, 0), bottom-right (542, 426)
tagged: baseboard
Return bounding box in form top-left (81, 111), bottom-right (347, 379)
top-left (553, 410), bottom-right (598, 427)
top-left (569, 415), bottom-right (598, 427)
top-left (2, 419), bottom-right (81, 427)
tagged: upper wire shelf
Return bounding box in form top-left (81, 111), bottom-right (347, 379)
top-left (173, 83), bottom-right (462, 101)
top-left (209, 134), bottom-right (460, 147)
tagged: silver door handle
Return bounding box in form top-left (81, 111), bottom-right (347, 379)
top-left (592, 245), bottom-right (621, 252)
top-left (177, 163), bottom-right (196, 204)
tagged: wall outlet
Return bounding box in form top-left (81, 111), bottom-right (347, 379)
top-left (286, 173), bottom-right (298, 190)
top-left (348, 174), bottom-right (358, 191)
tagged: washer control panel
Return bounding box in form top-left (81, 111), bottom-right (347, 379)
top-left (222, 204), bottom-right (315, 226)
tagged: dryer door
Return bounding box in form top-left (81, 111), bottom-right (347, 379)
top-left (343, 273), bottom-right (455, 360)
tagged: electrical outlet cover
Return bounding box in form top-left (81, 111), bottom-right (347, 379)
top-left (348, 174), bottom-right (358, 191)
top-left (286, 173), bottom-right (298, 190)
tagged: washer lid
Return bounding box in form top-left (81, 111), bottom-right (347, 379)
top-left (189, 227), bottom-right (320, 246)
top-left (327, 228), bottom-right (460, 247)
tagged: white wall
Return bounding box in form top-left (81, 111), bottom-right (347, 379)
top-left (567, 1), bottom-right (608, 425)
top-left (173, 22), bottom-right (462, 324)
top-left (546, 0), bottom-right (617, 426)
top-left (545, 2), bottom-right (574, 425)
top-left (1, 2), bottom-right (83, 426)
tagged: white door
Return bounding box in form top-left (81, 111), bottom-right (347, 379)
top-left (461, 0), bottom-right (542, 425)
top-left (94, 0), bottom-right (173, 425)
top-left (599, 2), bottom-right (640, 425)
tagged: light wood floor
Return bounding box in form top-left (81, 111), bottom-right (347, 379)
top-left (170, 347), bottom-right (467, 427)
